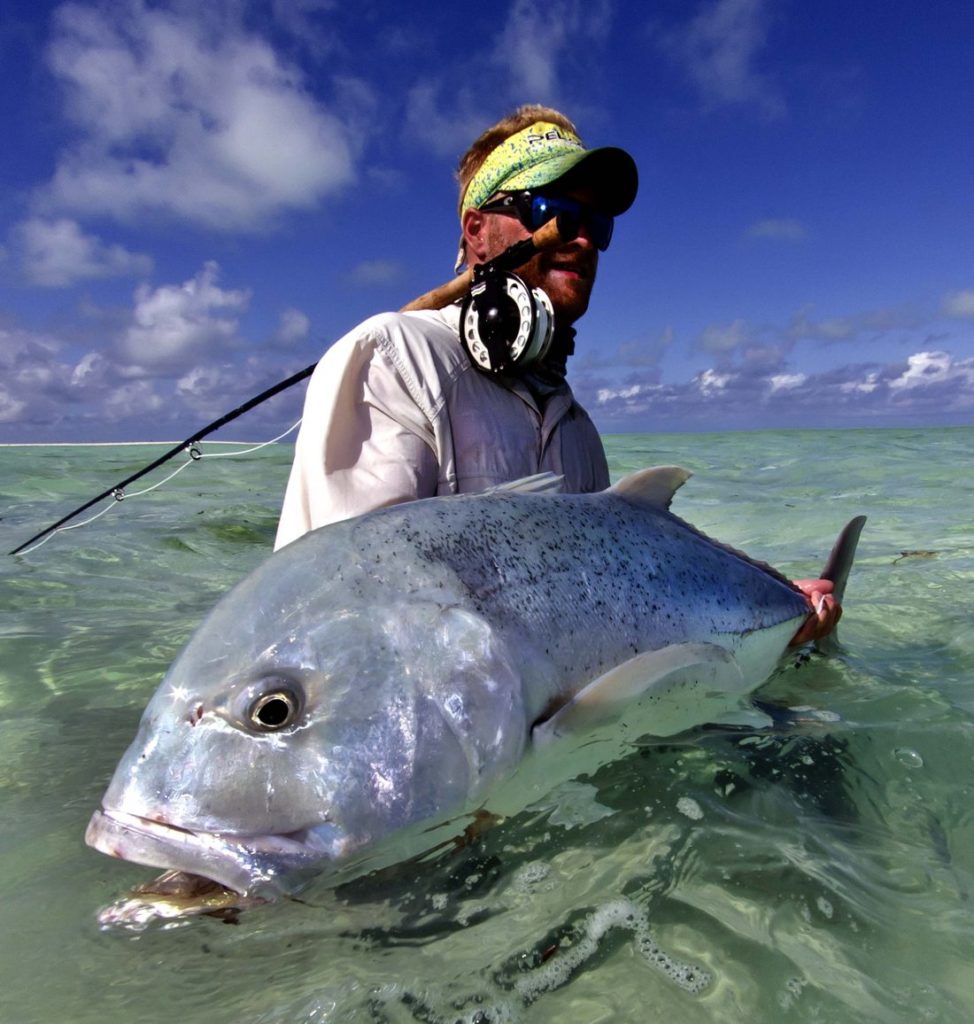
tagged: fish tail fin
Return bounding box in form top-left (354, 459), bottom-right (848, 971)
top-left (815, 515), bottom-right (867, 654)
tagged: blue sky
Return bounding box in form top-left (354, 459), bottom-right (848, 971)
top-left (1, 0), bottom-right (972, 442)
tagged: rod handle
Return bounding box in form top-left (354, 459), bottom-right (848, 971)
top-left (399, 213), bottom-right (577, 313)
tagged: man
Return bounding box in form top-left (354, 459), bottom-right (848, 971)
top-left (275, 104), bottom-right (838, 642)
top-left (275, 106), bottom-right (631, 545)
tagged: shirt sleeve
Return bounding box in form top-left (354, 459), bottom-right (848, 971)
top-left (274, 320), bottom-right (440, 549)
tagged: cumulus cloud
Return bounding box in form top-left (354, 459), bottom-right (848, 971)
top-left (767, 372), bottom-right (806, 393)
top-left (0, 390), bottom-right (28, 423)
top-left (273, 308), bottom-right (311, 345)
top-left (15, 217), bottom-right (152, 286)
top-left (0, 312), bottom-right (293, 442)
top-left (404, 82), bottom-right (490, 159)
top-left (269, 0), bottom-right (339, 56)
top-left (173, 362), bottom-right (257, 417)
top-left (839, 371), bottom-right (880, 396)
top-left (492, 0), bottom-right (612, 101)
top-left (942, 289), bottom-right (974, 318)
top-left (746, 218), bottom-right (806, 241)
top-left (343, 258), bottom-right (406, 287)
top-left (103, 379), bottom-right (165, 420)
top-left (697, 367), bottom-right (733, 396)
top-left (405, 0), bottom-right (614, 158)
top-left (0, 326), bottom-right (77, 428)
top-left (698, 318), bottom-right (752, 354)
top-left (888, 350), bottom-right (974, 394)
top-left (575, 327), bottom-right (673, 376)
top-left (657, 0), bottom-right (784, 117)
top-left (173, 352), bottom-right (296, 421)
top-left (784, 304), bottom-right (922, 346)
top-left (42, 1), bottom-right (359, 229)
top-left (583, 349), bottom-right (974, 430)
top-left (121, 262), bottom-right (250, 367)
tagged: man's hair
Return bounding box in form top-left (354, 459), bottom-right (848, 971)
top-left (456, 105), bottom-right (579, 210)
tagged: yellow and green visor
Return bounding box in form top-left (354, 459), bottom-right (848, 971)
top-left (460, 121), bottom-right (638, 217)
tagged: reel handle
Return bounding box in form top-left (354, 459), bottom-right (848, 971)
top-left (400, 213), bottom-right (578, 313)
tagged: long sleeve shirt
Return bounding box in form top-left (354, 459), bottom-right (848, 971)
top-left (274, 305), bottom-right (608, 549)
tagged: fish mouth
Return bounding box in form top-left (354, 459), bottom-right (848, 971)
top-left (85, 808), bottom-right (344, 896)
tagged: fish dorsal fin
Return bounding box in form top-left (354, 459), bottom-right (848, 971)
top-left (611, 466), bottom-right (692, 510)
top-left (487, 472), bottom-right (565, 496)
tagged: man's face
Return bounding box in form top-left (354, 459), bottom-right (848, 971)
top-left (464, 188), bottom-right (600, 327)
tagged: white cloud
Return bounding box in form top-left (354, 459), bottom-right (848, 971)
top-left (697, 367), bottom-right (734, 395)
top-left (597, 383), bottom-right (649, 404)
top-left (840, 372), bottom-right (880, 395)
top-left (493, 0), bottom-right (612, 101)
top-left (658, 0), bottom-right (784, 117)
top-left (405, 0), bottom-right (614, 160)
top-left (121, 261), bottom-right (250, 367)
top-left (43, 2), bottom-right (358, 229)
top-left (344, 259), bottom-right (405, 287)
top-left (15, 217), bottom-right (152, 286)
top-left (0, 305), bottom-right (311, 441)
top-left (274, 308), bottom-right (311, 345)
top-left (0, 327), bottom-right (74, 428)
top-left (103, 379), bottom-right (165, 419)
top-left (269, 0), bottom-right (339, 55)
top-left (70, 350), bottom-right (108, 387)
top-left (784, 304), bottom-right (921, 346)
top-left (404, 82), bottom-right (486, 159)
top-left (746, 218), bottom-right (806, 241)
top-left (0, 389), bottom-right (28, 423)
top-left (172, 354), bottom-right (282, 419)
top-left (888, 350), bottom-right (973, 393)
top-left (581, 348), bottom-right (974, 431)
top-left (768, 372), bottom-right (806, 393)
top-left (699, 318), bottom-right (750, 353)
top-left (942, 289), bottom-right (974, 318)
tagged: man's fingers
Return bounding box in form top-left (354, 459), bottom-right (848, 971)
top-left (789, 592), bottom-right (842, 646)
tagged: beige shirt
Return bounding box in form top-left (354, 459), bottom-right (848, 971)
top-left (274, 305), bottom-right (608, 549)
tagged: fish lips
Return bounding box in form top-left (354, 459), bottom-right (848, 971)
top-left (85, 808), bottom-right (346, 897)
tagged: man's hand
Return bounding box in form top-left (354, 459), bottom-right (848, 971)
top-left (789, 579), bottom-right (842, 646)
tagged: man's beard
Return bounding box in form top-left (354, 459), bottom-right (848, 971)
top-left (518, 248), bottom-right (598, 326)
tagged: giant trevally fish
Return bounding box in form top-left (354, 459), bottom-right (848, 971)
top-left (86, 467), bottom-right (865, 896)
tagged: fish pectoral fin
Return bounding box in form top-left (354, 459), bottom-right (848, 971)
top-left (532, 642), bottom-right (745, 746)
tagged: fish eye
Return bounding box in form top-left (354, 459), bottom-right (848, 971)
top-left (248, 689), bottom-right (300, 732)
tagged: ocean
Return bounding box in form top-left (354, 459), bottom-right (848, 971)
top-left (1, 428), bottom-right (972, 1023)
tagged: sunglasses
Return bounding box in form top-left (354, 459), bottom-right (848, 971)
top-left (479, 191), bottom-right (614, 251)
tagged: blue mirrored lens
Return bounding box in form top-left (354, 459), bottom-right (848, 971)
top-left (530, 196), bottom-right (614, 251)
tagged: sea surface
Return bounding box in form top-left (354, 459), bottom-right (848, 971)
top-left (1, 428), bottom-right (972, 1024)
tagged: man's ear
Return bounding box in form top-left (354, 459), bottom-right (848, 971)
top-left (461, 208), bottom-right (489, 266)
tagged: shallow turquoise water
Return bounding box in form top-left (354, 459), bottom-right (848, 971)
top-left (1, 428), bottom-right (972, 1023)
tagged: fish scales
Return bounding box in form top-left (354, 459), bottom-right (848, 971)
top-left (382, 491), bottom-right (803, 690)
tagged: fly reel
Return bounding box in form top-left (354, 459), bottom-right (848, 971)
top-left (459, 270), bottom-right (554, 375)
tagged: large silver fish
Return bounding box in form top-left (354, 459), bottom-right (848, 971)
top-left (86, 467), bottom-right (864, 896)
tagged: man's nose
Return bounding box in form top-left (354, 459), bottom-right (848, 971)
top-left (568, 219), bottom-right (596, 249)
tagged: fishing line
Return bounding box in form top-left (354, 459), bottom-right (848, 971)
top-left (8, 359), bottom-right (316, 555)
top-left (9, 214), bottom-right (579, 556)
top-left (13, 420), bottom-right (303, 556)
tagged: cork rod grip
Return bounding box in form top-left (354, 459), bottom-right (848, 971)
top-left (399, 214), bottom-right (576, 313)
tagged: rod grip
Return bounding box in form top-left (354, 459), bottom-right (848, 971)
top-left (400, 214), bottom-right (577, 313)
top-left (532, 212), bottom-right (578, 251)
top-left (400, 269), bottom-right (473, 312)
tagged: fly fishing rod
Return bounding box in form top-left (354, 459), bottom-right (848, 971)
top-left (9, 214), bottom-right (579, 556)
